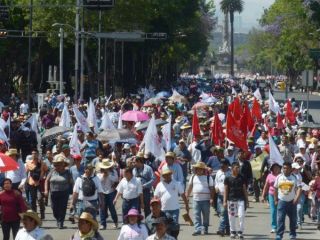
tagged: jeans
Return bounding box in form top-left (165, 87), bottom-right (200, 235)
top-left (122, 197), bottom-right (140, 221)
top-left (316, 197), bottom-right (320, 224)
top-left (1, 220), bottom-right (20, 240)
top-left (25, 183), bottom-right (45, 215)
top-left (164, 209), bottom-right (180, 224)
top-left (296, 193), bottom-right (305, 226)
top-left (100, 191), bottom-right (118, 227)
top-left (143, 189), bottom-right (152, 217)
top-left (76, 199), bottom-right (99, 219)
top-left (227, 200), bottom-right (245, 233)
top-left (217, 194), bottom-right (229, 231)
top-left (51, 190), bottom-right (69, 225)
top-left (268, 194), bottom-right (277, 230)
top-left (276, 200), bottom-right (297, 240)
top-left (193, 200), bottom-right (210, 232)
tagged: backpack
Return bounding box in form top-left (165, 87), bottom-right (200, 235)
top-left (82, 176), bottom-right (96, 197)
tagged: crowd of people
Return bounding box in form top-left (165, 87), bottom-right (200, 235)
top-left (0, 76), bottom-right (319, 240)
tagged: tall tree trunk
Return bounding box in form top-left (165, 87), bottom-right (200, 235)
top-left (230, 11), bottom-right (234, 77)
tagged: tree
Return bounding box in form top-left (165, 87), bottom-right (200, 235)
top-left (220, 0), bottom-right (244, 77)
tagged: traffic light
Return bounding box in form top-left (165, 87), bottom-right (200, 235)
top-left (0, 30), bottom-right (7, 38)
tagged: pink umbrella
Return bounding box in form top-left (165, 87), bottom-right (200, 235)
top-left (121, 110), bottom-right (150, 122)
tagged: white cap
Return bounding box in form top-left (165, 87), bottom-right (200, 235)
top-left (291, 162), bottom-right (301, 170)
top-left (297, 139), bottom-right (306, 149)
top-left (123, 143), bottom-right (130, 149)
top-left (309, 143), bottom-right (315, 149)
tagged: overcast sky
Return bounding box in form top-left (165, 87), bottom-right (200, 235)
top-left (214, 0), bottom-right (275, 32)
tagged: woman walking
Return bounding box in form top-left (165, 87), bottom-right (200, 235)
top-left (44, 154), bottom-right (73, 229)
top-left (0, 178), bottom-right (28, 240)
top-left (261, 163), bottom-right (282, 233)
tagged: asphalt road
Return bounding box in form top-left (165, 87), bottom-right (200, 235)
top-left (1, 196), bottom-right (319, 240)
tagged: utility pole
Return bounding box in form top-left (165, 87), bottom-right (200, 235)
top-left (74, 0), bottom-right (80, 102)
top-left (80, 27), bottom-right (85, 100)
top-left (27, 0), bottom-right (33, 105)
top-left (97, 10), bottom-right (102, 97)
top-left (59, 27), bottom-right (64, 94)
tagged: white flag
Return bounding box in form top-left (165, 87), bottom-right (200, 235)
top-left (69, 124), bottom-right (81, 155)
top-left (100, 112), bottom-right (116, 130)
top-left (161, 115), bottom-right (171, 151)
top-left (254, 88), bottom-right (262, 101)
top-left (73, 106), bottom-right (91, 133)
top-left (200, 91), bottom-right (210, 100)
top-left (269, 90), bottom-right (280, 114)
top-left (299, 101), bottom-right (304, 113)
top-left (232, 87), bottom-right (237, 95)
top-left (87, 98), bottom-right (99, 134)
top-left (268, 135), bottom-right (284, 166)
top-left (59, 104), bottom-right (71, 128)
top-left (118, 110), bottom-right (123, 129)
top-left (0, 127), bottom-right (9, 146)
top-left (0, 118), bottom-right (7, 130)
top-left (24, 114), bottom-right (38, 133)
top-left (241, 84), bottom-right (249, 94)
top-left (141, 115), bottom-right (165, 160)
top-left (6, 113), bottom-right (10, 139)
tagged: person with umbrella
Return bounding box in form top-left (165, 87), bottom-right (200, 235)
top-left (4, 148), bottom-right (26, 190)
top-left (0, 178), bottom-right (28, 240)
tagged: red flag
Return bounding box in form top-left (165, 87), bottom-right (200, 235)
top-left (285, 100), bottom-right (296, 124)
top-left (241, 101), bottom-right (254, 133)
top-left (192, 109), bottom-right (201, 137)
top-left (226, 108), bottom-right (248, 151)
top-left (277, 113), bottom-right (285, 129)
top-left (251, 98), bottom-right (262, 121)
top-left (229, 97), bottom-right (242, 121)
top-left (211, 112), bottom-right (225, 146)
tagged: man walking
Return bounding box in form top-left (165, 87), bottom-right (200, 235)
top-left (274, 162), bottom-right (302, 240)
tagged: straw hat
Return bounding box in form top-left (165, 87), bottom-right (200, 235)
top-left (165, 151), bottom-right (175, 158)
top-left (99, 159), bottom-right (114, 169)
top-left (136, 152), bottom-right (145, 159)
top-left (175, 116), bottom-right (183, 123)
top-left (5, 148), bottom-right (18, 156)
top-left (77, 212), bottom-right (99, 231)
top-left (192, 161), bottom-right (207, 169)
top-left (180, 123), bottom-right (191, 130)
top-left (19, 210), bottom-right (42, 226)
top-left (124, 208), bottom-right (144, 221)
top-left (52, 154), bottom-right (68, 165)
top-left (161, 166), bottom-right (173, 175)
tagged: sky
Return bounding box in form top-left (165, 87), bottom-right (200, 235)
top-left (214, 0), bottom-right (275, 33)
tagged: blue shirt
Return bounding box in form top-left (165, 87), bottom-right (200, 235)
top-left (84, 140), bottom-right (99, 158)
top-left (166, 163), bottom-right (184, 186)
top-left (69, 164), bottom-right (85, 182)
top-left (133, 164), bottom-right (155, 190)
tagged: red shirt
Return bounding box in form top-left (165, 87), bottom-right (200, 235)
top-left (0, 190), bottom-right (27, 222)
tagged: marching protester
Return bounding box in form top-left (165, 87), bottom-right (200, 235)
top-left (0, 178), bottom-right (28, 240)
top-left (4, 148), bottom-right (26, 190)
top-left (146, 217), bottom-right (176, 240)
top-left (186, 162), bottom-right (214, 235)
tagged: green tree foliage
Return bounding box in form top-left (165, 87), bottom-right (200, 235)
top-left (0, 0), bottom-right (215, 99)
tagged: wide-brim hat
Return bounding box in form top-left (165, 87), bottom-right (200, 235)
top-left (136, 152), bottom-right (145, 159)
top-left (19, 210), bottom-right (42, 226)
top-left (180, 123), bottom-right (191, 130)
top-left (76, 212), bottom-right (99, 231)
top-left (52, 154), bottom-right (68, 165)
top-left (175, 116), bottom-right (183, 123)
top-left (161, 166), bottom-right (173, 175)
top-left (192, 161), bottom-right (207, 169)
top-left (99, 159), bottom-right (114, 169)
top-left (5, 148), bottom-right (18, 156)
top-left (124, 208), bottom-right (144, 221)
top-left (165, 151), bottom-right (175, 158)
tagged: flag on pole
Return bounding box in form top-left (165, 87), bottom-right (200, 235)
top-left (73, 106), bottom-right (91, 133)
top-left (118, 110), bottom-right (123, 129)
top-left (24, 114), bottom-right (38, 133)
top-left (161, 115), bottom-right (172, 151)
top-left (268, 135), bottom-right (284, 166)
top-left (59, 104), bottom-right (71, 128)
top-left (276, 113), bottom-right (285, 129)
top-left (232, 87), bottom-right (237, 95)
top-left (253, 88), bottom-right (262, 101)
top-left (226, 108), bottom-right (248, 151)
top-left (100, 112), bottom-right (116, 130)
top-left (0, 127), bottom-right (9, 146)
top-left (69, 124), bottom-right (81, 155)
top-left (141, 115), bottom-right (165, 159)
top-left (229, 97), bottom-right (242, 121)
top-left (285, 99), bottom-right (296, 124)
top-left (269, 90), bottom-right (280, 114)
top-left (192, 109), bottom-right (201, 138)
top-left (251, 98), bottom-right (262, 121)
top-left (211, 112), bottom-right (224, 146)
top-left (87, 98), bottom-right (99, 134)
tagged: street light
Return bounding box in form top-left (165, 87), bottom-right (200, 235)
top-left (52, 23), bottom-right (75, 95)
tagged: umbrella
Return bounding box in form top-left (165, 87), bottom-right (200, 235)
top-left (169, 95), bottom-right (188, 104)
top-left (201, 96), bottom-right (218, 104)
top-left (136, 119), bottom-right (168, 131)
top-left (0, 153), bottom-right (19, 173)
top-left (97, 129), bottom-right (135, 142)
top-left (156, 91), bottom-right (171, 98)
top-left (143, 97), bottom-right (163, 107)
top-left (192, 102), bottom-right (209, 110)
top-left (42, 126), bottom-right (70, 140)
top-left (121, 110), bottom-right (150, 122)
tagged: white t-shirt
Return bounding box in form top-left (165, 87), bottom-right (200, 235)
top-left (73, 174), bottom-right (103, 201)
top-left (20, 103), bottom-right (29, 114)
top-left (188, 142), bottom-right (201, 163)
top-left (154, 180), bottom-right (184, 211)
top-left (116, 177), bottom-right (143, 200)
top-left (189, 175), bottom-right (214, 201)
top-left (15, 227), bottom-right (45, 240)
top-left (274, 173), bottom-right (300, 202)
top-left (97, 170), bottom-right (119, 194)
top-left (117, 223), bottom-right (148, 240)
top-left (215, 169), bottom-right (231, 195)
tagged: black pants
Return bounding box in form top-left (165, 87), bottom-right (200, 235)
top-left (51, 190), bottom-right (70, 225)
top-left (1, 220), bottom-right (20, 240)
top-left (25, 183), bottom-right (45, 214)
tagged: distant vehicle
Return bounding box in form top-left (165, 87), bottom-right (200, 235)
top-left (275, 80), bottom-right (286, 90)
